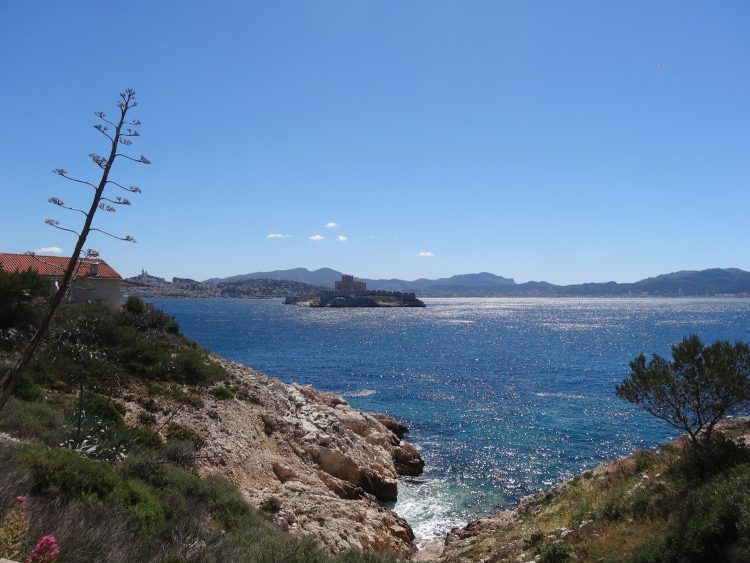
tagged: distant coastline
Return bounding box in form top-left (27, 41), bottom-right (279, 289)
top-left (125, 267), bottom-right (750, 299)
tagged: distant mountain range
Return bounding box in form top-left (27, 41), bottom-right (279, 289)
top-left (203, 267), bottom-right (750, 297)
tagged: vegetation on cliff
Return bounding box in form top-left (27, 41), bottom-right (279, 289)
top-left (440, 420), bottom-right (750, 562)
top-left (438, 336), bottom-right (750, 563)
top-left (0, 272), bottom-right (398, 562)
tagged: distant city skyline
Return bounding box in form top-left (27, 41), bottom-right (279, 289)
top-left (1, 1), bottom-right (748, 285)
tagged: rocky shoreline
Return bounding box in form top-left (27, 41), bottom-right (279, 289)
top-left (120, 352), bottom-right (750, 561)
top-left (123, 356), bottom-right (424, 557)
top-left (416, 417), bottom-right (750, 562)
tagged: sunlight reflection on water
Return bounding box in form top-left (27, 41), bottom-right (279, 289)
top-left (153, 297), bottom-right (750, 539)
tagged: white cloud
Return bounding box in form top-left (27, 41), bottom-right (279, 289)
top-left (325, 222), bottom-right (340, 229)
top-left (267, 233), bottom-right (292, 239)
top-left (35, 246), bottom-right (63, 254)
top-left (337, 235), bottom-right (348, 242)
top-left (309, 234), bottom-right (325, 241)
top-left (418, 251), bottom-right (434, 257)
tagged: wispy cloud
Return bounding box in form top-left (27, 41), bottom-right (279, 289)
top-left (35, 246), bottom-right (63, 254)
top-left (418, 251), bottom-right (434, 257)
top-left (267, 233), bottom-right (292, 239)
top-left (309, 234), bottom-right (325, 241)
top-left (337, 235), bottom-right (349, 242)
top-left (325, 222), bottom-right (340, 229)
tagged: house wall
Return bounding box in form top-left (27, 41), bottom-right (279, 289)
top-left (64, 278), bottom-right (122, 310)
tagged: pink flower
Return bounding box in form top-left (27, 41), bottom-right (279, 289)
top-left (16, 495), bottom-right (26, 504)
top-left (26, 535), bottom-right (60, 563)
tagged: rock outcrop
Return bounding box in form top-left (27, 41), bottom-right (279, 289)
top-left (125, 356), bottom-right (423, 557)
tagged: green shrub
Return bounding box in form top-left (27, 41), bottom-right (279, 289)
top-left (132, 426), bottom-right (163, 450)
top-left (629, 489), bottom-right (652, 520)
top-left (161, 439), bottom-right (198, 466)
top-left (22, 445), bottom-right (124, 501)
top-left (634, 450), bottom-right (660, 473)
top-left (169, 387), bottom-right (205, 408)
top-left (210, 385), bottom-right (235, 400)
top-left (165, 423), bottom-right (205, 449)
top-left (665, 463), bottom-right (750, 561)
top-left (537, 539), bottom-right (571, 562)
top-left (121, 479), bottom-right (165, 536)
top-left (524, 531), bottom-right (545, 550)
top-left (120, 296), bottom-right (179, 334)
top-left (11, 370), bottom-right (44, 401)
top-left (670, 435), bottom-right (750, 485)
top-left (139, 396), bottom-right (159, 413)
top-left (137, 411), bottom-right (157, 426)
top-left (599, 497), bottom-right (623, 522)
top-left (146, 381), bottom-right (166, 396)
top-left (170, 348), bottom-right (225, 385)
top-left (0, 398), bottom-right (64, 445)
top-left (629, 537), bottom-right (669, 563)
top-left (81, 393), bottom-right (124, 425)
top-left (119, 336), bottom-right (170, 379)
top-left (0, 268), bottom-right (51, 334)
top-left (124, 295), bottom-right (146, 315)
top-left (20, 446), bottom-right (166, 537)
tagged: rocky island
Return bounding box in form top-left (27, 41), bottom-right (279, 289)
top-left (285, 274), bottom-right (426, 308)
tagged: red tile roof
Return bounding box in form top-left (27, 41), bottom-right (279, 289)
top-left (0, 253), bottom-right (122, 280)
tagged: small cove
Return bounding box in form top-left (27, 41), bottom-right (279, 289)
top-left (151, 296), bottom-right (750, 539)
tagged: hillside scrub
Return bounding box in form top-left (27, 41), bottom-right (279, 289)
top-left (0, 298), bottom-right (397, 562)
top-left (441, 419), bottom-right (750, 562)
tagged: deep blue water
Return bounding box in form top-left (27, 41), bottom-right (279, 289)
top-left (150, 297), bottom-right (750, 539)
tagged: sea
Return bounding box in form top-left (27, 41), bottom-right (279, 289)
top-left (150, 297), bottom-right (750, 540)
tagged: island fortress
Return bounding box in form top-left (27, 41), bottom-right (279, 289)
top-left (285, 274), bottom-right (425, 307)
top-left (335, 274), bottom-right (367, 292)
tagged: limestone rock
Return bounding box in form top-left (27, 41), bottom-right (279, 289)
top-left (123, 356), bottom-right (424, 557)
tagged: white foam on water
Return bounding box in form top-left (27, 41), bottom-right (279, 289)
top-left (344, 389), bottom-right (377, 397)
top-left (393, 477), bottom-right (473, 542)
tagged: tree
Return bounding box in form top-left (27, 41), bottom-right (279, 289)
top-left (0, 268), bottom-right (52, 335)
top-left (0, 89), bottom-right (148, 411)
top-left (616, 335), bottom-right (750, 447)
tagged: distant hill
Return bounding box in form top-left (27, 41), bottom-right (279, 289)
top-left (204, 267), bottom-right (342, 287)
top-left (204, 267), bottom-right (750, 297)
top-left (125, 272), bottom-right (321, 299)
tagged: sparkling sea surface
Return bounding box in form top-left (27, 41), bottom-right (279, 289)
top-left (150, 297), bottom-right (750, 540)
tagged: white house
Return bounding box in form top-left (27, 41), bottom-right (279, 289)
top-left (0, 252), bottom-right (122, 310)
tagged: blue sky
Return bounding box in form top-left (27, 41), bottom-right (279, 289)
top-left (1, 1), bottom-right (748, 284)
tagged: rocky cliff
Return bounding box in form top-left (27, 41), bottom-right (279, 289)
top-left (124, 356), bottom-right (424, 558)
top-left (416, 418), bottom-right (750, 562)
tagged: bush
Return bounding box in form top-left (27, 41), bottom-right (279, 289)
top-left (137, 411), bottom-right (157, 426)
top-left (0, 268), bottom-right (51, 335)
top-left (132, 426), bottom-right (163, 450)
top-left (19, 446), bottom-right (165, 536)
top-left (120, 296), bottom-right (179, 334)
top-left (0, 398), bottom-right (64, 445)
top-left (629, 537), bottom-right (669, 563)
top-left (634, 450), bottom-right (660, 473)
top-left (210, 385), bottom-right (235, 400)
top-left (600, 497), bottom-right (624, 522)
top-left (170, 348), bottom-right (225, 385)
top-left (22, 445), bottom-right (124, 502)
top-left (81, 393), bottom-right (125, 425)
top-left (665, 463), bottom-right (750, 561)
top-left (670, 434), bottom-right (750, 485)
top-left (11, 371), bottom-right (44, 401)
top-left (524, 531), bottom-right (545, 550)
top-left (165, 423), bottom-right (205, 449)
top-left (161, 439), bottom-right (198, 466)
top-left (169, 387), bottom-right (205, 408)
top-left (537, 539), bottom-right (571, 562)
